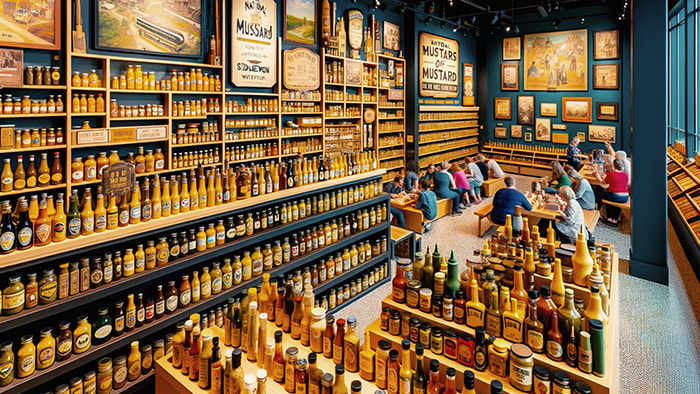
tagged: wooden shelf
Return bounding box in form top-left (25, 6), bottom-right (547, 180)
top-left (8, 85), bottom-right (67, 90)
top-left (111, 116), bottom-right (169, 122)
top-left (0, 144), bottom-right (67, 153)
top-left (225, 112), bottom-right (278, 116)
top-left (0, 183), bottom-right (67, 197)
top-left (70, 86), bottom-right (107, 91)
top-left (226, 136), bottom-right (280, 143)
top-left (75, 53), bottom-right (222, 69)
top-left (110, 89), bottom-right (170, 94)
top-left (0, 113), bottom-right (66, 118)
top-left (172, 113), bottom-right (224, 119)
top-left (71, 112), bottom-right (107, 117)
top-left (172, 140), bottom-right (222, 147)
top-left (72, 137), bottom-right (169, 148)
top-left (419, 105), bottom-right (479, 112)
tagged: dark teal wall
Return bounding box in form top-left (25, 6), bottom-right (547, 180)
top-left (483, 7), bottom-right (629, 154)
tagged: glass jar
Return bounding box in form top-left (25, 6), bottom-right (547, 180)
top-left (509, 343), bottom-right (534, 392)
top-left (112, 356), bottom-right (127, 390)
top-left (36, 327), bottom-right (55, 370)
top-left (430, 327), bottom-right (443, 355)
top-left (56, 321), bottom-right (73, 361)
top-left (3, 275), bottom-right (25, 315)
top-left (96, 357), bottom-right (113, 394)
top-left (533, 366), bottom-right (551, 394)
top-left (73, 315), bottom-right (92, 354)
top-left (83, 370), bottom-right (97, 394)
top-left (419, 288), bottom-right (432, 313)
top-left (0, 340), bottom-right (13, 387)
top-left (488, 338), bottom-right (509, 378)
top-left (419, 323), bottom-right (431, 349)
top-left (388, 310), bottom-right (400, 336)
top-left (93, 307), bottom-right (113, 345)
top-left (443, 329), bottom-right (458, 360)
top-left (406, 280), bottom-right (421, 309)
top-left (16, 334), bottom-right (35, 378)
top-left (38, 269), bottom-right (58, 304)
top-left (69, 376), bottom-right (83, 394)
top-left (552, 371), bottom-right (571, 394)
top-left (284, 347), bottom-right (299, 393)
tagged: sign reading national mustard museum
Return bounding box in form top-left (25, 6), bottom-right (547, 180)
top-left (419, 32), bottom-right (460, 98)
top-left (231, 0), bottom-right (278, 87)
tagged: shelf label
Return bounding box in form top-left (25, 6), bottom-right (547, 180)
top-left (111, 127), bottom-right (136, 143)
top-left (231, 0), bottom-right (277, 88)
top-left (419, 32), bottom-right (459, 98)
top-left (136, 126), bottom-right (168, 140)
top-left (283, 48), bottom-right (320, 91)
top-left (76, 129), bottom-right (110, 145)
top-left (102, 162), bottom-right (135, 197)
top-left (388, 89), bottom-right (403, 100)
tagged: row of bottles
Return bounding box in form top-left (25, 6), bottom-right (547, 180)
top-left (281, 102), bottom-right (321, 113)
top-left (172, 98), bottom-right (221, 117)
top-left (226, 98), bottom-right (278, 113)
top-left (1, 152), bottom-right (63, 191)
top-left (281, 126), bottom-right (322, 137)
top-left (225, 126), bottom-right (278, 141)
top-left (70, 148), bottom-right (166, 182)
top-left (323, 263), bottom-right (387, 311)
top-left (25, 65), bottom-right (62, 86)
top-left (325, 62), bottom-right (344, 84)
top-left (227, 143), bottom-right (276, 161)
top-left (281, 138), bottom-right (323, 155)
top-left (110, 66), bottom-right (222, 92)
top-left (70, 69), bottom-right (102, 88)
top-left (281, 89), bottom-right (321, 101)
top-left (71, 93), bottom-right (105, 114)
top-left (362, 65), bottom-right (377, 87)
top-left (110, 101), bottom-right (166, 118)
top-left (487, 141), bottom-right (567, 155)
top-left (173, 122), bottom-right (220, 145)
top-left (3, 94), bottom-right (64, 115)
top-left (9, 127), bottom-right (64, 149)
top-left (325, 105), bottom-right (361, 118)
top-left (173, 149), bottom-right (220, 169)
top-left (225, 117), bottom-right (277, 128)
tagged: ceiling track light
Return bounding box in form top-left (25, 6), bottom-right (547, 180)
top-left (536, 5), bottom-right (548, 18)
top-left (453, 25), bottom-right (460, 33)
top-left (514, 25), bottom-right (520, 34)
top-left (505, 25), bottom-right (511, 32)
top-left (491, 14), bottom-right (499, 25)
top-left (440, 21), bottom-right (446, 29)
top-left (428, 1), bottom-right (435, 13)
top-left (398, 6), bottom-right (405, 14)
top-left (448, 0), bottom-right (453, 6)
top-left (425, 16), bottom-right (432, 25)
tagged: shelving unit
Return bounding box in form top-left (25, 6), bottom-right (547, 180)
top-left (480, 143), bottom-right (568, 177)
top-left (667, 146), bottom-right (700, 268)
top-left (415, 105), bottom-right (480, 169)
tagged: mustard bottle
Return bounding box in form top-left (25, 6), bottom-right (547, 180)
top-left (81, 195), bottom-right (94, 235)
top-left (151, 178), bottom-right (162, 219)
top-left (53, 196), bottom-right (68, 241)
top-left (466, 279), bottom-right (486, 328)
top-left (211, 262), bottom-right (222, 295)
top-left (170, 179), bottom-right (180, 215)
top-left (94, 194), bottom-right (106, 233)
top-left (572, 225), bottom-right (594, 286)
top-left (583, 285), bottom-right (608, 332)
top-left (73, 315), bottom-right (91, 354)
top-left (134, 65), bottom-right (143, 90)
top-left (222, 259), bottom-right (233, 290)
top-left (127, 341), bottom-right (141, 381)
top-left (241, 251), bottom-right (252, 281)
top-left (198, 329), bottom-right (214, 389)
top-left (161, 179), bottom-right (171, 217)
top-left (180, 177), bottom-right (190, 213)
top-left (189, 174), bottom-right (199, 211)
top-left (196, 226), bottom-right (207, 252)
top-left (502, 296), bottom-right (524, 343)
top-left (125, 294), bottom-right (136, 332)
top-left (129, 185), bottom-right (141, 224)
top-left (123, 248), bottom-right (135, 277)
top-left (201, 267), bottom-right (212, 299)
top-left (232, 256), bottom-right (243, 285)
top-left (36, 327), bottom-right (55, 370)
top-left (17, 334), bottom-right (36, 378)
top-left (191, 270), bottom-right (201, 302)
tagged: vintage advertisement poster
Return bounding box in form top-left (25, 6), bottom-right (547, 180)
top-left (283, 48), bottom-right (320, 90)
top-left (419, 32), bottom-right (459, 98)
top-left (347, 9), bottom-right (364, 57)
top-left (462, 63), bottom-right (474, 106)
top-left (523, 29), bottom-right (587, 91)
top-left (231, 0), bottom-right (278, 87)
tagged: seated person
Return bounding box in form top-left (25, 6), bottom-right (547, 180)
top-left (567, 167), bottom-right (596, 210)
top-left (604, 141), bottom-right (632, 187)
top-left (566, 136), bottom-right (588, 170)
top-left (383, 176), bottom-right (406, 228)
top-left (545, 161), bottom-right (571, 194)
top-left (419, 163), bottom-right (436, 186)
top-left (479, 154), bottom-right (504, 179)
top-left (415, 178), bottom-right (438, 232)
top-left (433, 164), bottom-right (463, 215)
top-left (440, 160), bottom-right (469, 209)
top-left (449, 162), bottom-right (472, 207)
top-left (554, 186), bottom-right (589, 243)
top-left (404, 160), bottom-right (420, 192)
top-left (592, 158), bottom-right (629, 224)
top-left (490, 176), bottom-right (533, 225)
top-left (475, 155), bottom-right (490, 181)
top-left (464, 156), bottom-right (484, 203)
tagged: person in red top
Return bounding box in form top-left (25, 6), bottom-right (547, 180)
top-left (593, 159), bottom-right (629, 224)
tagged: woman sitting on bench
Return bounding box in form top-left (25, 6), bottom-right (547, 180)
top-left (554, 186), bottom-right (589, 243)
top-left (592, 158), bottom-right (629, 225)
top-left (434, 163), bottom-right (463, 216)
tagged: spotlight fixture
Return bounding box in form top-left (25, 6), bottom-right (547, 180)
top-left (580, 18), bottom-right (585, 24)
top-left (471, 16), bottom-right (477, 24)
top-left (425, 17), bottom-right (432, 25)
top-left (440, 21), bottom-right (446, 29)
top-left (514, 25), bottom-right (520, 34)
top-left (475, 30), bottom-right (480, 38)
top-left (448, 0), bottom-right (453, 6)
top-left (554, 1), bottom-right (559, 11)
top-left (398, 6), bottom-right (405, 14)
top-left (505, 25), bottom-right (511, 32)
top-left (536, 5), bottom-right (547, 18)
top-left (491, 14), bottom-right (499, 25)
top-left (453, 25), bottom-right (460, 33)
top-left (428, 1), bottom-right (435, 13)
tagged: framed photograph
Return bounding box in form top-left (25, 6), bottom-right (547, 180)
top-left (501, 63), bottom-right (519, 91)
top-left (562, 97), bottom-right (592, 123)
top-left (503, 37), bottom-right (521, 60)
top-left (495, 127), bottom-right (507, 139)
top-left (511, 125), bottom-right (523, 139)
top-left (523, 29), bottom-right (588, 91)
top-left (525, 132), bottom-right (532, 142)
top-left (462, 63), bottom-right (475, 106)
top-left (577, 132), bottom-right (586, 142)
top-left (535, 118), bottom-right (551, 141)
top-left (388, 60), bottom-right (395, 77)
top-left (588, 125), bottom-right (616, 143)
top-left (383, 21), bottom-right (400, 51)
top-left (540, 103), bottom-right (557, 117)
top-left (494, 97), bottom-right (512, 120)
top-left (283, 0), bottom-right (316, 45)
top-left (594, 29), bottom-right (619, 60)
top-left (96, 0), bottom-right (201, 57)
top-left (597, 102), bottom-right (619, 121)
top-left (0, 0), bottom-right (61, 50)
top-left (593, 64), bottom-right (619, 89)
top-left (517, 95), bottom-right (536, 125)
top-left (552, 124), bottom-right (567, 130)
top-left (552, 132), bottom-right (569, 144)
top-left (0, 49), bottom-right (23, 88)
top-left (345, 59), bottom-right (362, 85)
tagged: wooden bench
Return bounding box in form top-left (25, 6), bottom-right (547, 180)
top-left (398, 198), bottom-right (453, 234)
top-left (474, 202), bottom-right (495, 237)
top-left (390, 225), bottom-right (416, 260)
top-left (497, 209), bottom-right (600, 235)
top-left (601, 199), bottom-right (631, 222)
top-left (481, 177), bottom-right (506, 197)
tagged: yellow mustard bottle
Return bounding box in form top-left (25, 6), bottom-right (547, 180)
top-left (210, 262), bottom-right (222, 295)
top-left (191, 271), bottom-right (201, 302)
top-left (241, 251), bottom-right (252, 281)
top-left (36, 327), bottom-right (55, 370)
top-left (73, 315), bottom-right (91, 354)
top-left (123, 248), bottom-right (135, 277)
top-left (17, 334), bottom-right (36, 378)
top-left (201, 267), bottom-right (212, 299)
top-left (161, 179), bottom-right (171, 217)
top-left (127, 341), bottom-right (141, 381)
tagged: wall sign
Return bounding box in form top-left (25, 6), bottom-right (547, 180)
top-left (419, 32), bottom-right (459, 98)
top-left (75, 126), bottom-right (167, 145)
top-left (462, 63), bottom-right (474, 106)
top-left (347, 10), bottom-right (364, 58)
top-left (102, 162), bottom-right (136, 197)
top-left (231, 0), bottom-right (278, 87)
top-left (283, 48), bottom-right (320, 91)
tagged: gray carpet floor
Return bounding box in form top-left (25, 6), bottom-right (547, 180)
top-left (337, 175), bottom-right (700, 393)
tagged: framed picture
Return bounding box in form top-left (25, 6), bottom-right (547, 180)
top-left (535, 118), bottom-right (551, 141)
top-left (345, 59), bottom-right (362, 85)
top-left (540, 103), bottom-right (557, 117)
top-left (388, 60), bottom-right (395, 77)
top-left (593, 64), bottom-right (619, 89)
top-left (517, 95), bottom-right (536, 125)
top-left (588, 125), bottom-right (616, 143)
top-left (594, 29), bottom-right (619, 60)
top-left (525, 132), bottom-right (532, 142)
top-left (96, 0), bottom-right (202, 57)
top-left (552, 124), bottom-right (567, 130)
top-left (383, 21), bottom-right (400, 51)
top-left (503, 37), bottom-right (521, 60)
top-left (231, 0), bottom-right (278, 87)
top-left (501, 63), bottom-right (519, 91)
top-left (523, 29), bottom-right (588, 91)
top-left (511, 125), bottom-right (523, 139)
top-left (494, 97), bottom-right (512, 120)
top-left (462, 63), bottom-right (475, 106)
top-left (597, 102), bottom-right (619, 121)
top-left (552, 132), bottom-right (569, 144)
top-left (495, 127), bottom-right (507, 139)
top-left (0, 0), bottom-right (61, 50)
top-left (577, 132), bottom-right (586, 142)
top-left (562, 97), bottom-right (592, 123)
top-left (0, 49), bottom-right (23, 88)
top-left (284, 0), bottom-right (316, 45)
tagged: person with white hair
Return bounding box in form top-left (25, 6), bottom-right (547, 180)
top-left (554, 186), bottom-right (589, 243)
top-left (604, 141), bottom-right (631, 186)
top-left (567, 167), bottom-right (595, 210)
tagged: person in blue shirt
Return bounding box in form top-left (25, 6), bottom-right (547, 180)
top-left (490, 176), bottom-right (533, 225)
top-left (415, 178), bottom-right (438, 232)
top-left (433, 163), bottom-right (463, 215)
top-left (566, 136), bottom-right (587, 170)
top-left (404, 160), bottom-right (420, 192)
top-left (383, 176), bottom-right (406, 228)
top-left (567, 167), bottom-right (596, 210)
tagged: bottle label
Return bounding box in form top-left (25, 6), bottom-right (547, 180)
top-left (126, 310), bottom-right (135, 327)
top-left (57, 339), bottom-right (72, 357)
top-left (388, 368), bottom-right (398, 392)
top-left (156, 300), bottom-right (165, 315)
top-left (510, 363), bottom-right (533, 387)
top-left (503, 317), bottom-right (523, 342)
top-left (400, 377), bottom-right (411, 394)
top-left (38, 346), bottom-right (54, 366)
top-left (18, 227), bottom-right (32, 246)
top-left (0, 232), bottom-right (15, 251)
top-left (567, 341), bottom-right (578, 362)
top-left (332, 343), bottom-right (343, 364)
top-left (119, 210), bottom-right (129, 224)
top-left (19, 354), bottom-right (34, 372)
top-left (234, 267), bottom-right (242, 282)
top-left (272, 360), bottom-right (285, 381)
top-left (2, 289), bottom-right (24, 310)
top-left (527, 330), bottom-right (544, 351)
top-left (83, 217), bottom-right (94, 232)
top-left (39, 281), bottom-right (57, 302)
top-left (212, 277), bottom-right (222, 292)
top-left (579, 348), bottom-right (592, 365)
top-left (95, 325), bottom-right (112, 339)
top-left (166, 295), bottom-right (178, 311)
top-left (75, 333), bottom-right (90, 350)
top-left (547, 340), bottom-right (564, 359)
top-left (115, 316), bottom-right (124, 332)
top-left (180, 289), bottom-right (191, 305)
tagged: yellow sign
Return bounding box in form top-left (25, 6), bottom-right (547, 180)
top-left (111, 128), bottom-right (136, 143)
top-left (419, 32), bottom-right (459, 98)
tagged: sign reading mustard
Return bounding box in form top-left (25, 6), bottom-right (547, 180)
top-left (231, 0), bottom-right (278, 87)
top-left (283, 48), bottom-right (320, 91)
top-left (419, 32), bottom-right (459, 98)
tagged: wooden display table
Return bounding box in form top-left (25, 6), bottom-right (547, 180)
top-left (369, 253), bottom-right (620, 394)
top-left (579, 165), bottom-right (606, 187)
top-left (391, 197), bottom-right (453, 234)
top-left (156, 324), bottom-right (377, 394)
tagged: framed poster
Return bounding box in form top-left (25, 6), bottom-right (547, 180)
top-left (495, 127), bottom-right (507, 139)
top-left (577, 132), bottom-right (586, 142)
top-left (345, 59), bottom-right (362, 85)
top-left (503, 37), bottom-right (521, 60)
top-left (283, 48), bottom-right (320, 91)
top-left (494, 97), bottom-right (512, 120)
top-left (501, 63), bottom-right (519, 91)
top-left (347, 10), bottom-right (364, 58)
top-left (525, 132), bottom-right (532, 142)
top-left (419, 32), bottom-right (459, 98)
top-left (588, 125), bottom-right (616, 143)
top-left (552, 132), bottom-right (569, 144)
top-left (0, 0), bottom-right (61, 50)
top-left (284, 0), bottom-right (316, 45)
top-left (593, 64), bottom-right (619, 89)
top-left (511, 125), bottom-right (523, 139)
top-left (594, 29), bottom-right (619, 60)
top-left (523, 29), bottom-right (587, 91)
top-left (597, 102), bottom-right (619, 121)
top-left (562, 97), bottom-right (592, 123)
top-left (0, 49), bottom-right (23, 88)
top-left (96, 0), bottom-right (201, 57)
top-left (540, 103), bottom-right (557, 117)
top-left (383, 21), bottom-right (400, 51)
top-left (517, 95), bottom-right (535, 126)
top-left (462, 63), bottom-right (474, 106)
top-left (536, 118), bottom-right (551, 141)
top-left (231, 0), bottom-right (278, 87)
